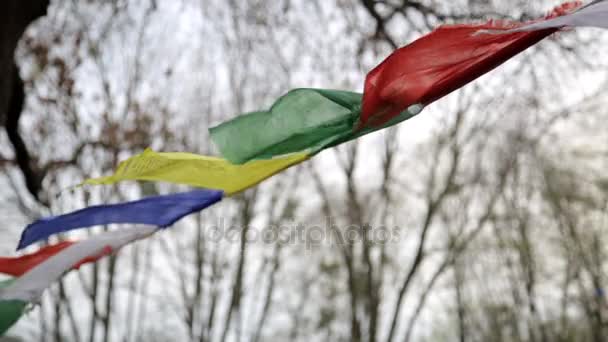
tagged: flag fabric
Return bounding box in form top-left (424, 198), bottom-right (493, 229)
top-left (210, 89), bottom-right (362, 164)
top-left (209, 89), bottom-right (422, 164)
top-left (0, 242), bottom-right (74, 276)
top-left (485, 0), bottom-right (608, 33)
top-left (0, 240), bottom-right (119, 277)
top-left (208, 2), bottom-right (585, 163)
top-left (85, 94), bottom-right (420, 187)
top-left (84, 148), bottom-right (309, 194)
top-left (0, 237), bottom-right (121, 337)
top-left (18, 189), bottom-right (223, 250)
top-left (1, 227), bottom-right (156, 303)
top-left (0, 279), bottom-right (27, 337)
top-left (358, 1), bottom-right (582, 129)
top-left (4, 4), bottom-right (602, 334)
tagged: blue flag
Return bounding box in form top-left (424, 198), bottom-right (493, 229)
top-left (18, 190), bottom-right (224, 250)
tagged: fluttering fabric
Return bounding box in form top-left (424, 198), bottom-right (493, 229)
top-left (0, 234), bottom-right (128, 336)
top-left (210, 89), bottom-right (421, 164)
top-left (1, 227), bottom-right (156, 303)
top-left (209, 2), bottom-right (586, 160)
top-left (0, 280), bottom-right (26, 337)
top-left (81, 1), bottom-right (590, 190)
top-left (18, 189), bottom-right (223, 250)
top-left (210, 89), bottom-right (363, 164)
top-left (84, 148), bottom-right (309, 193)
top-left (490, 0), bottom-right (608, 32)
top-left (4, 2), bottom-right (603, 334)
top-left (0, 241), bottom-right (115, 277)
top-left (358, 1), bottom-right (582, 128)
top-left (1, 242), bottom-right (74, 276)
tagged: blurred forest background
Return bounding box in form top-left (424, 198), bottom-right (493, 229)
top-left (2, 0), bottom-right (608, 341)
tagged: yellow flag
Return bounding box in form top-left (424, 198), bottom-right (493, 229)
top-left (84, 148), bottom-right (309, 195)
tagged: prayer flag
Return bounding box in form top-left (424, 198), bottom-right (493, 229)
top-left (1, 227), bottom-right (156, 303)
top-left (18, 190), bottom-right (223, 250)
top-left (0, 280), bottom-right (26, 337)
top-left (358, 1), bottom-right (582, 128)
top-left (490, 0), bottom-right (608, 33)
top-left (84, 148), bottom-right (309, 194)
top-left (209, 89), bottom-right (422, 164)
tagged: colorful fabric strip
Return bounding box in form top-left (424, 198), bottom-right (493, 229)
top-left (0, 241), bottom-right (117, 276)
top-left (358, 1), bottom-right (582, 128)
top-left (84, 148), bottom-right (309, 194)
top-left (18, 189), bottom-right (223, 250)
top-left (1, 242), bottom-right (73, 276)
top-left (486, 0), bottom-right (608, 33)
top-left (208, 2), bottom-right (582, 162)
top-left (0, 279), bottom-right (27, 337)
top-left (209, 89), bottom-right (422, 164)
top-left (0, 238), bottom-right (122, 337)
top-left (1, 227), bottom-right (157, 303)
top-left (210, 89), bottom-right (362, 164)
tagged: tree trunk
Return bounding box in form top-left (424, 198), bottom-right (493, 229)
top-left (1, 0), bottom-right (49, 200)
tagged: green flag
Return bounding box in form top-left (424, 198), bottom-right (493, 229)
top-left (209, 88), bottom-right (421, 164)
top-left (0, 279), bottom-right (27, 337)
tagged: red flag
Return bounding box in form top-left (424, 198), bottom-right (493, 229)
top-left (359, 1), bottom-right (582, 129)
top-left (0, 241), bottom-right (112, 277)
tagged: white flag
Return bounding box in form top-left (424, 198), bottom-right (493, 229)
top-left (477, 1), bottom-right (608, 35)
top-left (0, 227), bottom-right (156, 302)
top-left (509, 0), bottom-right (608, 32)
